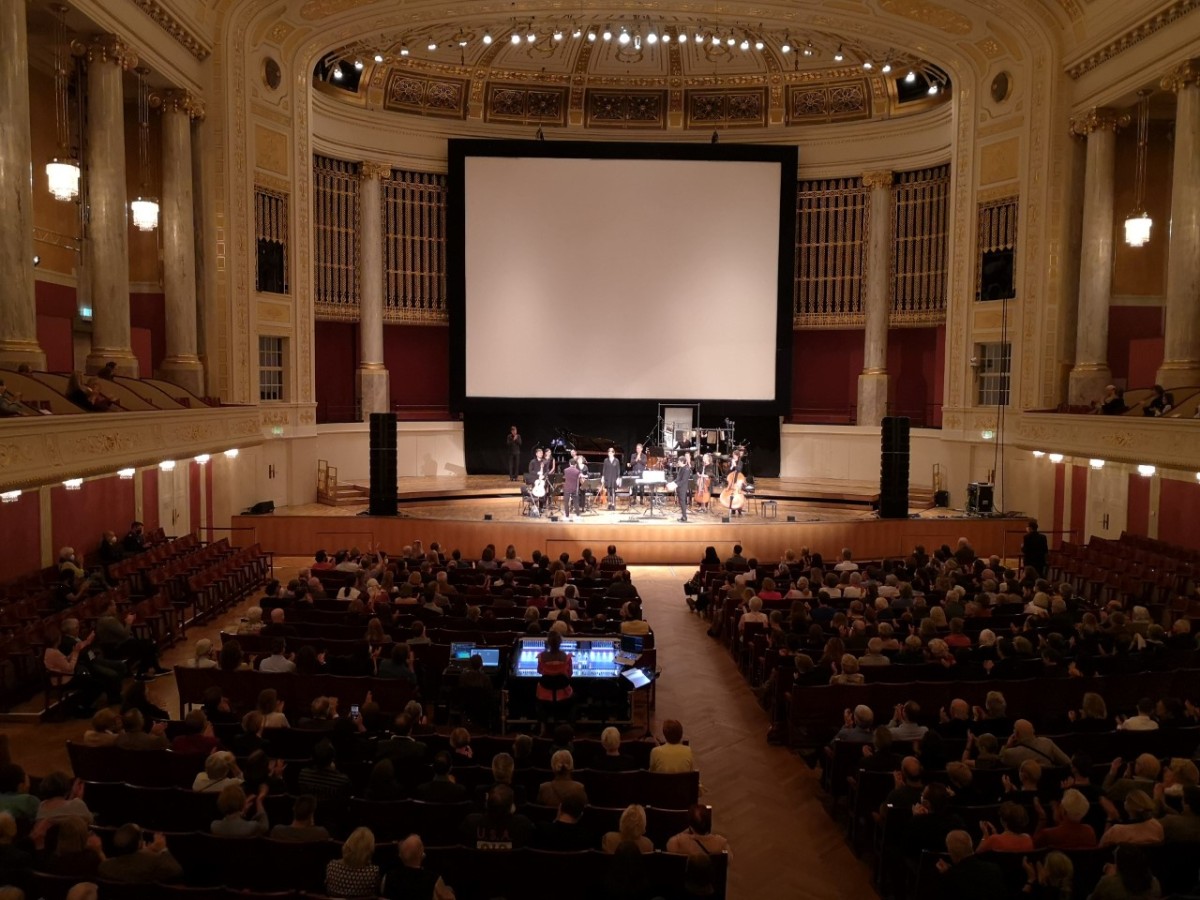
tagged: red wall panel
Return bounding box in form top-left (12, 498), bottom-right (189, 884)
top-left (790, 330), bottom-right (864, 422)
top-left (314, 321), bottom-right (359, 423)
top-left (1126, 473), bottom-right (1151, 538)
top-left (130, 293), bottom-right (166, 375)
top-left (142, 468), bottom-right (159, 532)
top-left (886, 327), bottom-right (939, 427)
top-left (1158, 478), bottom-right (1200, 551)
top-left (51, 476), bottom-right (135, 565)
top-left (0, 491), bottom-right (42, 582)
top-left (384, 324), bottom-right (450, 417)
top-left (1070, 465), bottom-right (1088, 541)
top-left (35, 280), bottom-right (77, 319)
top-left (35, 280), bottom-right (77, 372)
top-left (1107, 306), bottom-right (1164, 386)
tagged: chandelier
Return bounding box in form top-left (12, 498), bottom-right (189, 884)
top-left (46, 3), bottom-right (80, 202)
top-left (130, 66), bottom-right (158, 232)
top-left (1124, 89), bottom-right (1153, 248)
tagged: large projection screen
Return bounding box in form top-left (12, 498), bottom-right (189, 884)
top-left (449, 141), bottom-right (796, 408)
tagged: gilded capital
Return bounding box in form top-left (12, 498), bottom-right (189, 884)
top-left (359, 161), bottom-right (392, 181)
top-left (1161, 58), bottom-right (1200, 93)
top-left (86, 35), bottom-right (138, 70)
top-left (1068, 106), bottom-right (1128, 137)
top-left (861, 170), bottom-right (894, 189)
top-left (159, 89), bottom-right (206, 121)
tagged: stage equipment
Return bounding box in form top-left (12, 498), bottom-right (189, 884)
top-left (879, 416), bottom-right (910, 519)
top-left (368, 412), bottom-right (398, 516)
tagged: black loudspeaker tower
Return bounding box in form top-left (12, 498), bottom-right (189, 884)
top-left (368, 412), bottom-right (398, 517)
top-left (879, 416), bottom-right (911, 519)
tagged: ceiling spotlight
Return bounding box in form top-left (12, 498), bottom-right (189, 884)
top-left (399, 46), bottom-right (409, 56)
top-left (224, 449), bottom-right (239, 459)
top-left (833, 45), bottom-right (844, 61)
top-left (905, 70), bottom-right (916, 83)
top-left (1089, 459), bottom-right (1105, 469)
top-left (881, 61), bottom-right (892, 73)
top-left (458, 38), bottom-right (468, 47)
top-left (781, 38), bottom-right (792, 53)
top-left (511, 33), bottom-right (521, 45)
top-left (739, 39), bottom-right (749, 50)
top-left (332, 66), bottom-right (343, 79)
top-left (862, 59), bottom-right (873, 70)
top-left (602, 26), bottom-right (612, 40)
top-left (159, 460), bottom-right (176, 471)
top-left (618, 30), bottom-right (630, 46)
top-left (572, 27), bottom-right (582, 39)
top-left (587, 30), bottom-right (596, 41)
top-left (754, 39), bottom-right (764, 51)
top-left (646, 30), bottom-right (657, 44)
top-left (1138, 464), bottom-right (1156, 477)
top-left (526, 31), bottom-right (536, 43)
top-left (117, 467), bottom-right (135, 479)
top-left (482, 32), bottom-right (492, 44)
top-left (928, 83), bottom-right (939, 95)
top-left (711, 34), bottom-right (720, 46)
top-left (553, 29), bottom-right (563, 41)
top-left (726, 36), bottom-right (736, 46)
top-left (1031, 450), bottom-right (1045, 458)
top-left (803, 41), bottom-right (814, 56)
top-left (353, 59), bottom-right (363, 70)
top-left (695, 32), bottom-right (704, 43)
top-left (1048, 453), bottom-right (1064, 464)
top-left (194, 454), bottom-right (211, 465)
top-left (373, 53), bottom-right (384, 62)
top-left (427, 41), bottom-right (438, 51)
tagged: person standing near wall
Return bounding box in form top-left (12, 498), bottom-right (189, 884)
top-left (506, 426), bottom-right (522, 481)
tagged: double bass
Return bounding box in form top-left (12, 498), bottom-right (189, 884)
top-left (718, 470), bottom-right (746, 512)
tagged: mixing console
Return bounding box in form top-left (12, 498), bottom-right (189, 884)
top-left (511, 636), bottom-right (624, 678)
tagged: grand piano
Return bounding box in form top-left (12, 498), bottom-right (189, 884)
top-left (549, 428), bottom-right (623, 468)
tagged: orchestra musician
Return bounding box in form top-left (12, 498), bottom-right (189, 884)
top-left (528, 448), bottom-right (544, 484)
top-left (506, 426), bottom-right (522, 481)
top-left (563, 456), bottom-right (581, 519)
top-left (676, 452), bottom-right (693, 523)
top-left (602, 448), bottom-right (620, 511)
top-left (628, 443), bottom-right (647, 505)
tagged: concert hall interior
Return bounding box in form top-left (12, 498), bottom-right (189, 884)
top-left (1, 0), bottom-right (1200, 898)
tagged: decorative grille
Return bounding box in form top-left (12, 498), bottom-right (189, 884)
top-left (793, 177), bottom-right (867, 327)
top-left (383, 170), bottom-right (447, 321)
top-left (313, 155), bottom-right (360, 319)
top-left (254, 188), bottom-right (289, 294)
top-left (892, 165), bottom-right (949, 323)
top-left (977, 195), bottom-right (1019, 301)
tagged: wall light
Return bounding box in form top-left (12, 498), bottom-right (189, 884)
top-left (194, 454), bottom-right (211, 465)
top-left (63, 478), bottom-right (83, 490)
top-left (117, 468), bottom-right (136, 479)
top-left (1031, 450), bottom-right (1045, 458)
top-left (981, 430), bottom-right (995, 441)
top-left (159, 460), bottom-right (176, 471)
top-left (1137, 464), bottom-right (1156, 477)
top-left (225, 449), bottom-right (240, 459)
top-left (1089, 459), bottom-right (1105, 469)
top-left (1, 490), bottom-right (22, 503)
top-left (1048, 453), bottom-right (1064, 464)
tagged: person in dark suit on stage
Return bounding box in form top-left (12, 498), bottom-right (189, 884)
top-left (1022, 520), bottom-right (1049, 576)
top-left (563, 458), bottom-right (581, 519)
top-left (602, 448), bottom-right (621, 511)
top-left (628, 443), bottom-right (647, 505)
top-left (676, 453), bottom-right (692, 523)
top-left (506, 426), bottom-right (522, 481)
top-left (528, 449), bottom-right (544, 484)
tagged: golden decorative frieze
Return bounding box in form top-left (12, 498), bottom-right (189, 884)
top-left (87, 35), bottom-right (138, 70)
top-left (1162, 58), bottom-right (1200, 93)
top-left (1014, 412), bottom-right (1200, 471)
top-left (359, 161), bottom-right (393, 181)
top-left (878, 0), bottom-right (973, 35)
top-left (862, 170), bottom-right (895, 189)
top-left (131, 0), bottom-right (211, 61)
top-left (159, 89), bottom-right (206, 121)
top-left (1068, 107), bottom-right (1128, 137)
top-left (1067, 0), bottom-right (1200, 80)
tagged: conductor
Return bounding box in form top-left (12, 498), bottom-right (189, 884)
top-left (676, 452), bottom-right (692, 523)
top-left (506, 426), bottom-right (522, 481)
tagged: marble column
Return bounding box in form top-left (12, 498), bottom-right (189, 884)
top-left (157, 90), bottom-right (204, 395)
top-left (0, 0), bottom-right (45, 369)
top-left (357, 161), bottom-right (389, 418)
top-left (1067, 107), bottom-right (1127, 404)
top-left (84, 36), bottom-right (139, 376)
top-left (1157, 59), bottom-right (1200, 389)
top-left (857, 170), bottom-right (893, 426)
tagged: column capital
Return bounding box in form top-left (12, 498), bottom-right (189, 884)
top-left (1068, 107), bottom-right (1128, 137)
top-left (86, 35), bottom-right (138, 70)
top-left (155, 89), bottom-right (206, 121)
top-left (1161, 58), bottom-right (1200, 93)
top-left (359, 161), bottom-right (392, 181)
top-left (861, 170), bottom-right (894, 189)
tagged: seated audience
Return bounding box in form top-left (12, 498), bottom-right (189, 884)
top-left (602, 804), bottom-right (654, 853)
top-left (460, 785), bottom-right (534, 850)
top-left (97, 824), bottom-right (183, 883)
top-left (325, 826), bottom-right (380, 898)
top-left (649, 719), bottom-right (695, 773)
top-left (537, 750), bottom-right (588, 807)
top-left (270, 794), bottom-right (330, 842)
top-left (666, 804), bottom-right (730, 856)
top-left (210, 784), bottom-right (269, 837)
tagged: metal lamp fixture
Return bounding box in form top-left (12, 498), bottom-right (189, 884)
top-left (46, 4), bottom-right (80, 202)
top-left (1124, 90), bottom-right (1153, 247)
top-left (130, 67), bottom-right (159, 232)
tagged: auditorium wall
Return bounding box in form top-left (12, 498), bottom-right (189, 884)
top-left (1106, 305), bottom-right (1164, 388)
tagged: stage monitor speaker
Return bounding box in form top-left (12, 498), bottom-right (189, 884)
top-left (966, 482), bottom-right (994, 514)
top-left (934, 490), bottom-right (951, 508)
top-left (368, 413), bottom-right (398, 517)
top-left (879, 416), bottom-right (910, 519)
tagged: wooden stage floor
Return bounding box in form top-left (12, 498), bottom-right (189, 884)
top-left (234, 476), bottom-right (1023, 564)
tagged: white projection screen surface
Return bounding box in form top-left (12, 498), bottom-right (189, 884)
top-left (462, 155), bottom-right (783, 401)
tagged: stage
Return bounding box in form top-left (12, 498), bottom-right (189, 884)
top-left (232, 476), bottom-right (1026, 565)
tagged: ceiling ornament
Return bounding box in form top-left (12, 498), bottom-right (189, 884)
top-left (1065, 0), bottom-right (1200, 80)
top-left (131, 0), bottom-right (211, 61)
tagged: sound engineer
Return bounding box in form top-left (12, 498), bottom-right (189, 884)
top-left (536, 631), bottom-right (574, 728)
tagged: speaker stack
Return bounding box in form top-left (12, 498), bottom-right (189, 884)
top-left (368, 412), bottom-right (398, 517)
top-left (879, 416), bottom-right (910, 519)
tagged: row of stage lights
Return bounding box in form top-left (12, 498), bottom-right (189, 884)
top-left (332, 28), bottom-right (941, 95)
top-left (0, 449), bottom-right (240, 504)
top-left (1029, 450), bottom-right (1200, 481)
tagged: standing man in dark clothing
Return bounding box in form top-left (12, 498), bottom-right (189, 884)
top-left (676, 453), bottom-right (692, 523)
top-left (602, 447), bottom-right (621, 511)
top-left (628, 443), bottom-right (647, 505)
top-left (1023, 520), bottom-right (1049, 576)
top-left (563, 458), bottom-right (581, 519)
top-left (506, 426), bottom-right (522, 481)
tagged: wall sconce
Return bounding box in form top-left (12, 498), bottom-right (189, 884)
top-left (0, 490), bottom-right (21, 503)
top-left (63, 478), bottom-right (83, 490)
top-left (159, 460), bottom-right (176, 471)
top-left (117, 468), bottom-right (136, 479)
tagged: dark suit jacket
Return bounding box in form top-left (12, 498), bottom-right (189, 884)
top-left (563, 465), bottom-right (581, 494)
top-left (414, 777), bottom-right (468, 803)
top-left (676, 464), bottom-right (692, 497)
top-left (376, 736), bottom-right (428, 765)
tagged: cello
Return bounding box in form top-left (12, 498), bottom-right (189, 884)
top-left (718, 470), bottom-right (746, 512)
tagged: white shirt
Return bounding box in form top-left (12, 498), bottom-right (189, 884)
top-left (834, 561), bottom-right (859, 572)
top-left (260, 654), bottom-right (296, 674)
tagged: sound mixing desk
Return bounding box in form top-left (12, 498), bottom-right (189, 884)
top-left (511, 636), bottom-right (624, 679)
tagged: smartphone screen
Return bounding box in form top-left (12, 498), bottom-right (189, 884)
top-left (350, 704), bottom-right (360, 718)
